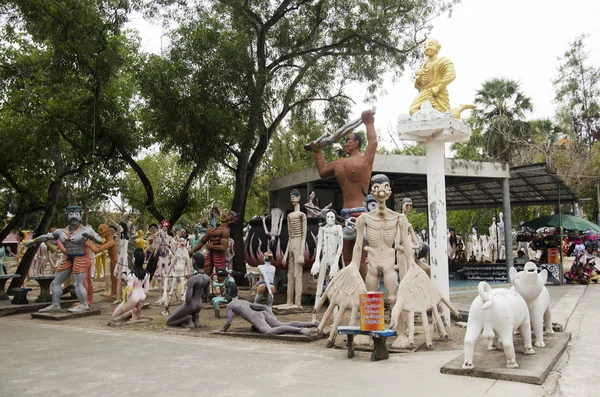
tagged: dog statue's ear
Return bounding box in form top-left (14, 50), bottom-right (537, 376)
top-left (509, 267), bottom-right (518, 283)
top-left (540, 269), bottom-right (548, 284)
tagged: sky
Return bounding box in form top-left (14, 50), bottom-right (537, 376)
top-left (130, 0), bottom-right (600, 149)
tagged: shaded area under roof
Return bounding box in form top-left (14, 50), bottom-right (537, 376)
top-left (401, 163), bottom-right (578, 210)
top-left (267, 156), bottom-right (577, 211)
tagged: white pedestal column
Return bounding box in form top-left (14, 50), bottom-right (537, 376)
top-left (424, 140), bottom-right (450, 323)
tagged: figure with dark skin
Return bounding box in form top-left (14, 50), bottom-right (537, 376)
top-left (221, 298), bottom-right (319, 335)
top-left (309, 110), bottom-right (377, 279)
top-left (166, 273), bottom-right (211, 328)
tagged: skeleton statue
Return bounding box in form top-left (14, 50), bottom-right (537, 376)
top-left (282, 189), bottom-right (307, 307)
top-left (154, 220), bottom-right (174, 305)
top-left (25, 205), bottom-right (103, 312)
top-left (145, 223), bottom-right (159, 285)
top-left (311, 209), bottom-right (343, 319)
top-left (254, 251), bottom-right (276, 307)
top-left (314, 174), bottom-right (404, 348)
top-left (468, 228), bottom-right (482, 262)
top-left (164, 237), bottom-right (192, 303)
top-left (111, 269), bottom-right (149, 322)
top-left (225, 237), bottom-right (235, 272)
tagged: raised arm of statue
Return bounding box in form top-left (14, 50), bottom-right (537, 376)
top-left (362, 110), bottom-right (378, 163)
top-left (25, 231), bottom-right (58, 247)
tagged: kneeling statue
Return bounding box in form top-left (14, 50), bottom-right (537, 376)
top-left (166, 273), bottom-right (211, 328)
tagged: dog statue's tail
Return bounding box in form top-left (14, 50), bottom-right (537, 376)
top-left (478, 281), bottom-right (493, 310)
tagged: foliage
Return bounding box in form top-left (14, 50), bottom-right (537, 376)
top-left (471, 77), bottom-right (533, 162)
top-left (553, 34), bottom-right (600, 146)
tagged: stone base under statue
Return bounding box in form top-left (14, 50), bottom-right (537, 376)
top-left (272, 304), bottom-right (313, 315)
top-left (440, 332), bottom-right (571, 384)
top-left (31, 306), bottom-right (101, 321)
top-left (0, 298), bottom-right (78, 317)
top-left (108, 317), bottom-right (152, 327)
top-left (211, 327), bottom-right (324, 342)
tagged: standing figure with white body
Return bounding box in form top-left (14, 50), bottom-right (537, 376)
top-left (165, 237), bottom-right (192, 302)
top-left (311, 210), bottom-right (343, 318)
top-left (154, 220), bottom-right (173, 305)
top-left (254, 252), bottom-right (276, 307)
top-left (112, 222), bottom-right (130, 305)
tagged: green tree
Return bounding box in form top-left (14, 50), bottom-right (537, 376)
top-left (554, 34), bottom-right (600, 145)
top-left (140, 0), bottom-right (456, 275)
top-left (471, 77), bottom-right (533, 162)
top-left (0, 0), bottom-right (141, 291)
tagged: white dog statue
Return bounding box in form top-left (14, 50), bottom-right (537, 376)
top-left (463, 282), bottom-right (535, 369)
top-left (510, 261), bottom-right (553, 348)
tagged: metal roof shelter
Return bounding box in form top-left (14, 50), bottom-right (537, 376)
top-left (267, 155), bottom-right (576, 211)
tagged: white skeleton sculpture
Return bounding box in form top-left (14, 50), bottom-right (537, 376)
top-left (164, 237), bottom-right (192, 303)
top-left (282, 189), bottom-right (307, 307)
top-left (488, 216), bottom-right (505, 262)
top-left (154, 227), bottom-right (174, 305)
top-left (314, 174), bottom-right (397, 348)
top-left (311, 210), bottom-right (343, 320)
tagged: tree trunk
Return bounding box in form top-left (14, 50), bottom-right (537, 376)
top-left (8, 138), bottom-right (64, 293)
top-left (7, 180), bottom-right (62, 293)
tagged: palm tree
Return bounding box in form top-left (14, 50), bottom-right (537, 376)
top-left (473, 78), bottom-right (533, 162)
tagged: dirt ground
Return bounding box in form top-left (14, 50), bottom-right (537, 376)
top-left (2, 277), bottom-right (467, 352)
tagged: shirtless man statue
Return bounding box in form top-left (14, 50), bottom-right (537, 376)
top-left (282, 189), bottom-right (307, 307)
top-left (25, 205), bottom-right (103, 312)
top-left (190, 211), bottom-right (237, 276)
top-left (308, 110), bottom-right (377, 279)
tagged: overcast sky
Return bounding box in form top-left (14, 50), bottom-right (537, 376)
top-left (130, 0), bottom-right (600, 149)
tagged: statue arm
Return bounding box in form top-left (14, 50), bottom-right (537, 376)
top-left (222, 306), bottom-right (234, 332)
top-left (335, 225), bottom-right (344, 259)
top-left (313, 150), bottom-right (336, 179)
top-left (300, 214), bottom-right (307, 255)
top-left (363, 112), bottom-right (378, 164)
top-left (26, 232), bottom-right (56, 247)
top-left (350, 216), bottom-right (366, 266)
top-left (437, 59), bottom-right (456, 90)
top-left (282, 216), bottom-right (290, 265)
top-left (311, 227), bottom-right (324, 275)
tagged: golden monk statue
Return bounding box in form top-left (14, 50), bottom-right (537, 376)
top-left (409, 38), bottom-right (456, 115)
top-left (409, 38), bottom-right (475, 118)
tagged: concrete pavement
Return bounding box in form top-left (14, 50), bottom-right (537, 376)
top-left (0, 284), bottom-right (595, 397)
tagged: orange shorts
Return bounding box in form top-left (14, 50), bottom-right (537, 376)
top-left (57, 255), bottom-right (88, 275)
top-left (257, 283), bottom-right (275, 295)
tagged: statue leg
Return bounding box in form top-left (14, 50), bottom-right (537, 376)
top-left (365, 264), bottom-right (380, 293)
top-left (382, 265), bottom-right (399, 306)
top-left (68, 272), bottom-right (89, 312)
top-left (313, 266), bottom-right (327, 321)
top-left (286, 252), bottom-right (295, 305)
top-left (293, 261), bottom-right (303, 306)
top-left (191, 312), bottom-right (200, 328)
top-left (40, 268), bottom-right (71, 311)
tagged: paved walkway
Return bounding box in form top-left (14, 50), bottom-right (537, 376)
top-left (0, 284), bottom-right (595, 397)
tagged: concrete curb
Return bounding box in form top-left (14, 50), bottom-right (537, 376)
top-left (550, 285), bottom-right (587, 330)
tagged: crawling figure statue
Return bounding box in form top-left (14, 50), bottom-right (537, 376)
top-left (463, 282), bottom-right (535, 369)
top-left (222, 298), bottom-right (319, 336)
